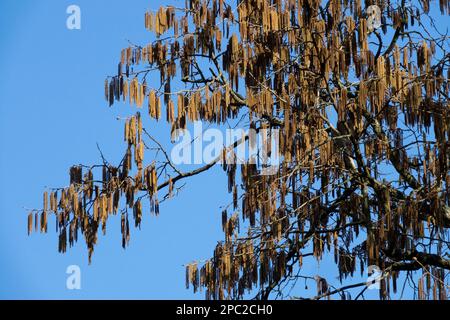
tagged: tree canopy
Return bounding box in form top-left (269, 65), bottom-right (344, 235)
top-left (29, 0), bottom-right (450, 300)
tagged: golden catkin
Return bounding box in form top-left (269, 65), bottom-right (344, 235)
top-left (28, 213), bottom-right (33, 235)
top-left (149, 90), bottom-right (156, 118)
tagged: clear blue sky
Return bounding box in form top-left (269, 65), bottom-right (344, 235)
top-left (0, 0), bottom-right (447, 300)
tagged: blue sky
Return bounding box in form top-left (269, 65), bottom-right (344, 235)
top-left (0, 0), bottom-right (447, 300)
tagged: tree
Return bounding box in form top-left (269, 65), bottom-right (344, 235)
top-left (28, 0), bottom-right (450, 300)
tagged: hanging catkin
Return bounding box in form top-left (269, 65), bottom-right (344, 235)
top-left (167, 99), bottom-right (175, 123)
top-left (104, 79), bottom-right (109, 102)
top-left (155, 95), bottom-right (161, 120)
top-left (28, 213), bottom-right (33, 235)
top-left (41, 211), bottom-right (47, 233)
top-left (43, 191), bottom-right (48, 212)
top-left (151, 167), bottom-right (158, 195)
top-left (137, 113), bottom-right (143, 142)
top-left (149, 90), bottom-right (156, 118)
